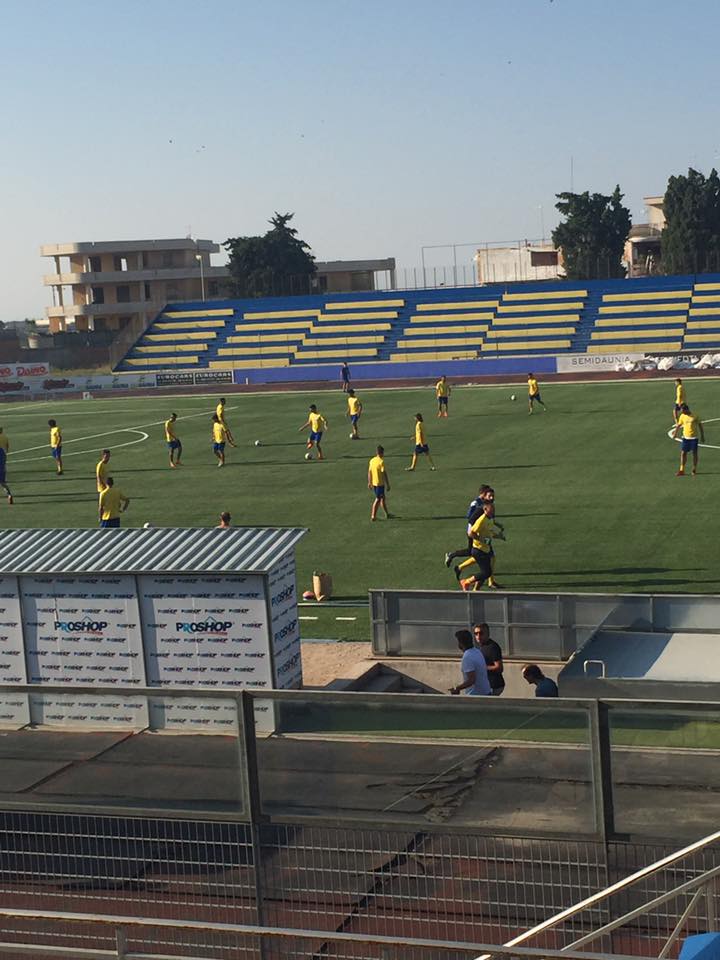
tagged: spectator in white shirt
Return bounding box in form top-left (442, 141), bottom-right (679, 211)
top-left (450, 629), bottom-right (491, 696)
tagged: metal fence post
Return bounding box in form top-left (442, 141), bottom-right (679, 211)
top-left (115, 927), bottom-right (127, 959)
top-left (238, 692), bottom-right (268, 953)
top-left (589, 699), bottom-right (615, 844)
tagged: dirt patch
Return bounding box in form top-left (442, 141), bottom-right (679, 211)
top-left (301, 641), bottom-right (372, 688)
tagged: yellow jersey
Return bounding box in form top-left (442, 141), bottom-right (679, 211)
top-left (348, 396), bottom-right (361, 416)
top-left (213, 422), bottom-right (228, 444)
top-left (96, 459), bottom-right (110, 493)
top-left (99, 487), bottom-right (126, 521)
top-left (216, 402), bottom-right (226, 422)
top-left (309, 412), bottom-right (326, 433)
top-left (677, 412), bottom-right (701, 439)
top-left (415, 421), bottom-right (426, 445)
top-left (165, 418), bottom-right (178, 442)
top-left (469, 512), bottom-right (498, 552)
top-left (50, 426), bottom-right (62, 448)
top-left (368, 455), bottom-right (386, 486)
top-left (528, 378), bottom-right (539, 396)
top-left (435, 379), bottom-right (449, 398)
top-left (676, 384), bottom-right (686, 405)
top-left (0, 434), bottom-right (8, 453)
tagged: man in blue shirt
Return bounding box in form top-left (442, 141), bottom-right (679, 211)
top-left (522, 663), bottom-right (559, 697)
top-left (450, 629), bottom-right (491, 696)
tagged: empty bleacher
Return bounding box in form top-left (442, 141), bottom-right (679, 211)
top-left (114, 274), bottom-right (720, 373)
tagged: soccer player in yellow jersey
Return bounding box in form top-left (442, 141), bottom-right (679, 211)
top-left (406, 413), bottom-right (436, 471)
top-left (527, 373), bottom-right (546, 414)
top-left (673, 378), bottom-right (686, 424)
top-left (435, 375), bottom-right (450, 417)
top-left (299, 404), bottom-right (327, 461)
top-left (215, 398), bottom-right (236, 446)
top-left (0, 426), bottom-right (13, 504)
top-left (672, 403), bottom-right (705, 476)
top-left (96, 449), bottom-right (111, 493)
top-left (454, 502), bottom-right (505, 590)
top-left (165, 412), bottom-right (182, 468)
top-left (47, 419), bottom-right (63, 474)
top-left (98, 477), bottom-right (130, 528)
top-left (212, 414), bottom-right (229, 467)
top-left (368, 445), bottom-right (391, 520)
top-left (347, 389), bottom-right (363, 439)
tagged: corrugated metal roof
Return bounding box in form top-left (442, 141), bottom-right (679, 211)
top-left (0, 527), bottom-right (306, 575)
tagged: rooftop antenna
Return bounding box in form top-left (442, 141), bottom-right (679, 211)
top-left (186, 225), bottom-right (193, 239)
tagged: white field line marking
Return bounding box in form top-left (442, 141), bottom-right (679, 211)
top-left (7, 406), bottom-right (238, 458)
top-left (335, 617), bottom-right (357, 621)
top-left (299, 616), bottom-right (319, 621)
top-left (666, 416), bottom-right (720, 450)
top-left (11, 430), bottom-right (149, 463)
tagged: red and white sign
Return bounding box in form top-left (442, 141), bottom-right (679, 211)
top-left (0, 362), bottom-right (50, 378)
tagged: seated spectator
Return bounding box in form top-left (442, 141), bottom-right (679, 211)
top-left (522, 664), bottom-right (558, 697)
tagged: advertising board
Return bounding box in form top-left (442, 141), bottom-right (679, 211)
top-left (0, 576), bottom-right (30, 725)
top-left (268, 553), bottom-right (302, 690)
top-left (0, 362), bottom-right (50, 379)
top-left (556, 353), bottom-right (644, 373)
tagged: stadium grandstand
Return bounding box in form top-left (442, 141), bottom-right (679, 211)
top-left (113, 273), bottom-right (720, 374)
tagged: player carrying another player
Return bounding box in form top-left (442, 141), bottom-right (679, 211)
top-left (673, 403), bottom-right (705, 476)
top-left (673, 378), bottom-right (686, 424)
top-left (299, 404), bottom-right (327, 461)
top-left (0, 427), bottom-right (13, 505)
top-left (98, 477), bottom-right (130, 528)
top-left (347, 389), bottom-right (363, 439)
top-left (453, 501), bottom-right (505, 591)
top-left (435, 375), bottom-right (450, 417)
top-left (445, 486), bottom-right (503, 587)
top-left (165, 413), bottom-right (182, 468)
top-left (96, 449), bottom-right (111, 493)
top-left (215, 398), bottom-right (236, 446)
top-left (368, 444), bottom-right (392, 521)
top-left (527, 373), bottom-right (546, 414)
top-left (48, 419), bottom-right (63, 475)
top-left (406, 413), bottom-right (435, 471)
top-left (212, 414), bottom-right (229, 467)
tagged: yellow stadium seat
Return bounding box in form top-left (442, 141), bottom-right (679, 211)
top-left (492, 313), bottom-right (579, 326)
top-left (324, 299), bottom-right (404, 310)
top-left (218, 347), bottom-right (292, 358)
top-left (162, 309), bottom-right (233, 318)
top-left (416, 301), bottom-right (499, 311)
top-left (686, 320), bottom-right (720, 329)
top-left (293, 348), bottom-right (378, 360)
top-left (591, 328), bottom-right (684, 341)
top-left (126, 355), bottom-right (198, 365)
top-left (301, 336), bottom-right (385, 347)
top-left (602, 290), bottom-right (690, 302)
top-left (135, 343), bottom-right (207, 354)
top-left (309, 323), bottom-right (390, 334)
top-left (209, 358), bottom-right (290, 369)
top-left (390, 350), bottom-right (477, 361)
top-left (155, 319), bottom-right (226, 330)
top-left (694, 282), bottom-right (720, 291)
top-left (487, 326), bottom-right (576, 339)
top-left (234, 320), bottom-right (313, 332)
top-left (242, 309), bottom-right (319, 320)
top-left (227, 333), bottom-right (304, 344)
top-left (689, 306), bottom-right (720, 316)
top-left (498, 302), bottom-right (584, 313)
top-left (480, 339), bottom-right (571, 351)
top-left (409, 312), bottom-right (494, 323)
top-left (144, 331), bottom-right (217, 342)
top-left (396, 337), bottom-right (483, 350)
top-left (315, 311), bottom-right (397, 321)
top-left (691, 295), bottom-right (720, 303)
top-left (594, 315), bottom-right (687, 327)
top-left (587, 342), bottom-right (681, 354)
top-left (502, 290), bottom-right (587, 301)
top-left (684, 333), bottom-right (720, 343)
top-left (403, 325), bottom-right (488, 336)
top-left (599, 303), bottom-right (689, 314)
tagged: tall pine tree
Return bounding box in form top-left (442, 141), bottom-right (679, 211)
top-left (224, 213), bottom-right (316, 297)
top-left (661, 168), bottom-right (720, 275)
top-left (552, 186), bottom-right (631, 280)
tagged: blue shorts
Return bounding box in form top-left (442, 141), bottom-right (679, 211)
top-left (309, 431), bottom-right (323, 443)
top-left (438, 396), bottom-right (448, 406)
top-left (213, 442), bottom-right (226, 453)
top-left (681, 437), bottom-right (699, 453)
top-left (167, 439), bottom-right (181, 451)
top-left (350, 415), bottom-right (359, 425)
top-left (373, 485), bottom-right (385, 498)
top-left (530, 393), bottom-right (542, 403)
top-left (414, 444), bottom-right (430, 454)
top-left (0, 450), bottom-right (5, 482)
top-left (51, 446), bottom-right (62, 459)
top-left (100, 518), bottom-right (120, 528)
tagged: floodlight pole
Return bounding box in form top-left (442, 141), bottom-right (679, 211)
top-left (195, 253), bottom-right (205, 301)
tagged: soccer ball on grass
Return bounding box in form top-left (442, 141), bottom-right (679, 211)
top-left (304, 452), bottom-right (313, 461)
top-left (254, 440), bottom-right (262, 447)
top-left (510, 394), bottom-right (516, 401)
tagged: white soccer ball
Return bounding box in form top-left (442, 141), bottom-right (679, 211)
top-left (254, 440), bottom-right (262, 446)
top-left (510, 394), bottom-right (516, 401)
top-left (304, 452), bottom-right (313, 461)
top-left (349, 433), bottom-right (355, 439)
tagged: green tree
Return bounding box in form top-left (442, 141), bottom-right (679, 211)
top-left (661, 168), bottom-right (720, 274)
top-left (224, 212), bottom-right (316, 297)
top-left (552, 186), bottom-right (631, 280)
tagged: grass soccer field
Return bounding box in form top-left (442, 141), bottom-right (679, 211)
top-left (0, 377), bottom-right (719, 640)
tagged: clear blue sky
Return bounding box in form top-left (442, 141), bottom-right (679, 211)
top-left (2, 0), bottom-right (720, 322)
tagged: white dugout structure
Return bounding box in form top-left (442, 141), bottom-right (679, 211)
top-left (0, 527), bottom-right (305, 731)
